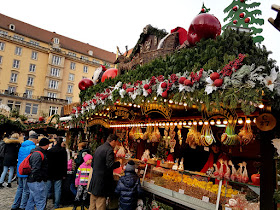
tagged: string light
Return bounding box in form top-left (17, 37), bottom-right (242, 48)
top-left (137, 105), bottom-right (141, 108)
top-left (159, 122), bottom-right (162, 126)
top-left (188, 121), bottom-right (192, 126)
top-left (183, 103), bottom-right (187, 107)
top-left (210, 120), bottom-right (215, 125)
top-left (223, 119), bottom-right (228, 125)
top-left (246, 118), bottom-right (251, 124)
top-left (193, 121), bottom-right (197, 125)
top-left (170, 122), bottom-right (174, 126)
top-left (238, 118), bottom-right (243, 124)
top-left (133, 104), bottom-right (137, 107)
top-left (154, 97), bottom-right (157, 100)
top-left (169, 100), bottom-right (173, 104)
top-left (253, 118), bottom-right (256, 123)
top-left (198, 120), bottom-right (203, 125)
top-left (258, 103), bottom-right (264, 109)
top-left (204, 121), bottom-right (209, 125)
top-left (179, 121), bottom-right (183, 125)
top-left (216, 119), bottom-right (221, 125)
top-left (166, 122), bottom-right (170, 126)
top-left (183, 121), bottom-right (187, 126)
top-left (174, 122), bottom-right (178, 126)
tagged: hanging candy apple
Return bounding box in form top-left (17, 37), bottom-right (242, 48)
top-left (233, 20), bottom-right (238, 24)
top-left (78, 78), bottom-right (93, 90)
top-left (101, 68), bottom-right (118, 82)
top-left (214, 78), bottom-right (223, 87)
top-left (210, 72), bottom-right (220, 81)
top-left (179, 77), bottom-right (187, 84)
top-left (184, 79), bottom-right (193, 86)
top-left (244, 17), bottom-right (250, 23)
top-left (187, 13), bottom-right (221, 46)
top-left (233, 6), bottom-right (238, 11)
top-left (38, 116), bottom-right (44, 122)
top-left (239, 13), bottom-right (244, 18)
top-left (251, 173), bottom-right (260, 185)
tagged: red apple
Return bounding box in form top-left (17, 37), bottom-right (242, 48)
top-left (233, 20), bottom-right (238, 24)
top-left (162, 90), bottom-right (168, 98)
top-left (214, 78), bottom-right (223, 87)
top-left (144, 84), bottom-right (150, 90)
top-left (161, 82), bottom-right (167, 89)
top-left (251, 173), bottom-right (260, 185)
top-left (210, 72), bottom-right (220, 81)
top-left (179, 77), bottom-right (187, 84)
top-left (101, 68), bottom-right (118, 82)
top-left (78, 78), bottom-right (93, 90)
top-left (188, 13), bottom-right (221, 42)
top-left (244, 17), bottom-right (250, 23)
top-left (239, 13), bottom-right (244, 18)
top-left (38, 116), bottom-right (44, 122)
top-left (184, 79), bottom-right (193, 86)
top-left (233, 6), bottom-right (238, 11)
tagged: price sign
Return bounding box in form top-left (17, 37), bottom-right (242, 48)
top-left (178, 189), bottom-right (184, 194)
top-left (202, 196), bottom-right (209, 203)
top-left (256, 113), bottom-right (276, 131)
top-left (140, 170), bottom-right (144, 174)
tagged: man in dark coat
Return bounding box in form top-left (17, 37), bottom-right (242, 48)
top-left (26, 138), bottom-right (50, 210)
top-left (88, 134), bottom-right (121, 210)
top-left (46, 137), bottom-right (67, 209)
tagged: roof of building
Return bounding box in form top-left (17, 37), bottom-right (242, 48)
top-left (0, 13), bottom-right (116, 63)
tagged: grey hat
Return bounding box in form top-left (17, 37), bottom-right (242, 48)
top-left (29, 133), bottom-right (38, 139)
top-left (125, 160), bottom-right (135, 172)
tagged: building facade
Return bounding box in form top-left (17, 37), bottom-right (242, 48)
top-left (0, 13), bottom-right (116, 120)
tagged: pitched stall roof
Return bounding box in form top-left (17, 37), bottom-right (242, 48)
top-left (0, 13), bottom-right (116, 63)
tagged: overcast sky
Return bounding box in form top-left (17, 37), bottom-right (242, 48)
top-left (0, 0), bottom-right (279, 65)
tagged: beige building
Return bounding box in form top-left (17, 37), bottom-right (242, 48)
top-left (0, 13), bottom-right (116, 120)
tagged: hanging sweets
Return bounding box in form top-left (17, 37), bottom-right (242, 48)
top-left (151, 126), bottom-right (161, 142)
top-left (177, 124), bottom-right (183, 145)
top-left (238, 119), bottom-right (254, 145)
top-left (133, 127), bottom-right (144, 141)
top-left (169, 124), bottom-right (176, 152)
top-left (221, 123), bottom-right (239, 145)
top-left (200, 123), bottom-right (215, 146)
top-left (228, 160), bottom-right (237, 182)
top-left (116, 146), bottom-right (126, 158)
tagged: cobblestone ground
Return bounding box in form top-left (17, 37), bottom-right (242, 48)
top-left (0, 182), bottom-right (73, 210)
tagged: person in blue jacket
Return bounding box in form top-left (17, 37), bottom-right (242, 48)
top-left (115, 160), bottom-right (143, 210)
top-left (11, 132), bottom-right (38, 210)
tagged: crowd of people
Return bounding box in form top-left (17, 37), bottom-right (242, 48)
top-left (0, 132), bottom-right (143, 210)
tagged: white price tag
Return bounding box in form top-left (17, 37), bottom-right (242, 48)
top-left (135, 169), bottom-right (138, 173)
top-left (204, 147), bottom-right (209, 152)
top-left (225, 207), bottom-right (232, 210)
top-left (140, 170), bottom-right (144, 174)
top-left (178, 189), bottom-right (184, 194)
top-left (202, 196), bottom-right (209, 203)
top-left (150, 180), bottom-right (155, 184)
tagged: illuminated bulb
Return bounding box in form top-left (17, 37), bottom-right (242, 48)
top-left (198, 120), bottom-right (203, 125)
top-left (148, 100), bottom-right (150, 103)
top-left (151, 123), bottom-right (155, 126)
top-left (115, 116), bottom-right (117, 118)
top-left (159, 123), bottom-right (162, 126)
top-left (95, 113), bottom-right (98, 115)
top-left (99, 114), bottom-right (102, 116)
top-left (210, 120), bottom-right (215, 125)
top-left (193, 121), bottom-right (197, 125)
top-left (133, 104), bottom-right (137, 107)
top-left (175, 101), bottom-right (178, 104)
top-left (106, 108), bottom-right (110, 111)
top-left (246, 118), bottom-right (251, 124)
top-left (138, 124), bottom-right (141, 127)
top-left (137, 105), bottom-right (141, 108)
top-left (164, 99), bottom-right (167, 102)
top-left (238, 118), bottom-right (243, 124)
top-left (103, 114), bottom-right (106, 116)
top-left (179, 121), bottom-right (182, 125)
top-left (179, 102), bottom-right (183, 105)
top-left (154, 97), bottom-right (157, 100)
top-left (166, 122), bottom-right (170, 126)
top-left (169, 100), bottom-right (173, 104)
top-left (204, 121), bottom-right (209, 125)
top-left (142, 100), bottom-right (144, 102)
top-left (259, 103), bottom-right (264, 109)
top-left (174, 122), bottom-right (178, 126)
top-left (156, 123), bottom-right (159, 126)
top-left (162, 122), bottom-right (166, 126)
top-left (223, 119), bottom-right (228, 125)
top-left (183, 103), bottom-right (187, 107)
top-left (116, 101), bottom-right (119, 103)
top-left (124, 102), bottom-right (127, 105)
top-left (183, 121), bottom-right (187, 126)
top-left (129, 103), bottom-right (132, 106)
top-left (216, 119), bottom-right (221, 125)
top-left (253, 118), bottom-right (256, 123)
top-left (188, 121), bottom-right (192, 126)
top-left (170, 122), bottom-right (174, 126)
top-left (141, 123), bottom-right (144, 127)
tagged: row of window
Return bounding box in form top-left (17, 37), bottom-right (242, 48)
top-left (0, 30), bottom-right (40, 46)
top-left (0, 42), bottom-right (38, 59)
top-left (4, 100), bottom-right (59, 116)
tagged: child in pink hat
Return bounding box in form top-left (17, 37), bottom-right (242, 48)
top-left (73, 154), bottom-right (92, 210)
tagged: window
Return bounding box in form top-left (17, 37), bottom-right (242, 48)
top-left (0, 30), bottom-right (8, 36)
top-left (49, 106), bottom-right (58, 116)
top-left (83, 66), bottom-right (88, 73)
top-left (69, 73), bottom-right (75, 81)
top-left (8, 86), bottom-right (16, 93)
top-left (10, 73), bottom-right (18, 83)
top-left (0, 56), bottom-right (2, 64)
top-left (25, 89), bottom-right (33, 98)
top-left (66, 97), bottom-right (72, 104)
top-left (13, 35), bottom-right (24, 41)
top-left (25, 103), bottom-right (32, 114)
top-left (0, 42), bottom-right (5, 51)
top-left (32, 104), bottom-right (38, 115)
top-left (67, 85), bottom-right (73, 93)
top-left (13, 59), bottom-right (20, 68)
top-left (48, 80), bottom-right (59, 89)
top-left (9, 24), bottom-right (15, 30)
top-left (15, 101), bottom-right (21, 111)
top-left (31, 51), bottom-right (38, 60)
top-left (81, 56), bottom-right (88, 61)
top-left (70, 62), bottom-right (76, 70)
top-left (47, 92), bottom-right (57, 98)
top-left (93, 59), bottom-right (100, 64)
top-left (27, 77), bottom-right (34, 86)
top-left (50, 68), bottom-right (60, 77)
top-left (88, 50), bottom-right (93, 56)
top-left (52, 55), bottom-right (61, 65)
top-left (29, 64), bottom-right (36, 72)
top-left (53, 38), bottom-right (59, 44)
top-left (68, 52), bottom-right (76, 57)
top-left (15, 46), bottom-right (22, 55)
top-left (82, 76), bottom-right (87, 79)
top-left (30, 40), bottom-right (39, 46)
top-left (7, 100), bottom-right (14, 109)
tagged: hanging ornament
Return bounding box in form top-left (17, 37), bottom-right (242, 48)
top-left (162, 90), bottom-right (168, 98)
top-left (213, 78), bottom-right (223, 87)
top-left (201, 8), bottom-right (206, 13)
top-left (210, 72), bottom-right (220, 81)
top-left (233, 20), bottom-right (238, 24)
top-left (184, 79), bottom-right (193, 86)
top-left (179, 77), bottom-right (187, 84)
top-left (161, 82), bottom-right (167, 89)
top-left (233, 6), bottom-right (238, 11)
top-left (239, 13), bottom-right (245, 18)
top-left (244, 17), bottom-right (250, 23)
top-left (164, 125), bottom-right (170, 148)
top-left (177, 124), bottom-right (183, 145)
top-left (169, 124), bottom-right (176, 152)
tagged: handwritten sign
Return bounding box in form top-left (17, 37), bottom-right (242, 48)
top-left (256, 113), bottom-right (276, 131)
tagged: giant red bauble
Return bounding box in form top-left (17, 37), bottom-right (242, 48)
top-left (188, 13), bottom-right (221, 45)
top-left (210, 72), bottom-right (220, 81)
top-left (38, 116), bottom-right (44, 122)
top-left (162, 90), bottom-right (168, 98)
top-left (214, 78), bottom-right (223, 87)
top-left (147, 89), bottom-right (152, 94)
top-left (144, 84), bottom-right (150, 90)
top-left (233, 6), bottom-right (238, 11)
top-left (239, 13), bottom-right (244, 18)
top-left (101, 68), bottom-right (118, 82)
top-left (78, 78), bottom-right (93, 90)
top-left (233, 20), bottom-right (238, 24)
top-left (244, 17), bottom-right (250, 23)
top-left (251, 174), bottom-right (260, 186)
top-left (161, 82), bottom-right (167, 89)
top-left (184, 79), bottom-right (193, 86)
top-left (187, 32), bottom-right (201, 46)
top-left (179, 77), bottom-right (187, 84)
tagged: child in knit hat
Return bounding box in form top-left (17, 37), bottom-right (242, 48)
top-left (73, 154), bottom-right (92, 210)
top-left (115, 160), bottom-right (143, 210)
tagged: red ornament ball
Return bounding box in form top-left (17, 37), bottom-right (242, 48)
top-left (239, 13), bottom-right (244, 18)
top-left (162, 91), bottom-right (168, 98)
top-left (214, 79), bottom-right (223, 87)
top-left (233, 20), bottom-right (238, 24)
top-left (240, 0), bottom-right (245, 2)
top-left (210, 72), bottom-right (220, 81)
top-left (126, 88), bottom-right (134, 93)
top-left (233, 6), bottom-right (238, 11)
top-left (161, 82), bottom-right (167, 89)
top-left (144, 84), bottom-right (150, 90)
top-left (201, 8), bottom-right (205, 13)
top-left (179, 77), bottom-right (187, 84)
top-left (38, 116), bottom-right (44, 122)
top-left (101, 68), bottom-right (118, 82)
top-left (78, 78), bottom-right (93, 90)
top-left (184, 79), bottom-right (193, 87)
top-left (147, 89), bottom-right (152, 95)
top-left (244, 17), bottom-right (250, 23)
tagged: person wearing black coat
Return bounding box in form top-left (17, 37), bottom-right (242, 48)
top-left (47, 137), bottom-right (67, 209)
top-left (115, 160), bottom-right (142, 210)
top-left (88, 134), bottom-right (121, 210)
top-left (0, 133), bottom-right (21, 188)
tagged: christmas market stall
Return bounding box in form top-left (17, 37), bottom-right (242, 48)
top-left (71, 8), bottom-right (280, 210)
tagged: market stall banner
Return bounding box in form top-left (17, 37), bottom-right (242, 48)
top-left (108, 107), bottom-right (135, 121)
top-left (202, 107), bottom-right (238, 122)
top-left (88, 118), bottom-right (110, 128)
top-left (141, 103), bottom-right (172, 119)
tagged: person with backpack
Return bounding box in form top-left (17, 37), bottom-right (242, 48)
top-left (25, 137), bottom-right (50, 210)
top-left (0, 133), bottom-right (22, 188)
top-left (11, 132), bottom-right (38, 210)
top-left (115, 160), bottom-right (143, 210)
